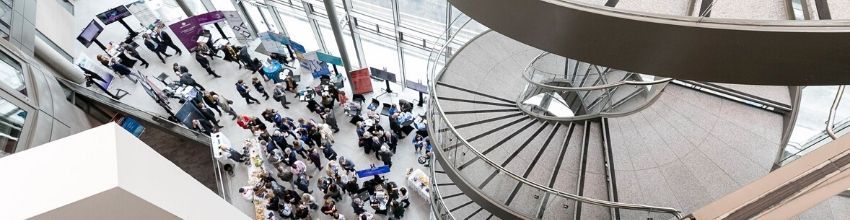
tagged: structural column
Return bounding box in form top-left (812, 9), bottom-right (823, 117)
top-left (343, 0), bottom-right (366, 68)
top-left (390, 0), bottom-right (406, 84)
top-left (324, 0), bottom-right (354, 85)
top-left (175, 0), bottom-right (197, 16)
top-left (233, 0), bottom-right (260, 36)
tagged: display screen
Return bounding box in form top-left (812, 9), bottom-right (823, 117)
top-left (76, 20), bottom-right (104, 48)
top-left (95, 5), bottom-right (132, 25)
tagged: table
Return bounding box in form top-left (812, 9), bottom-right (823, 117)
top-left (243, 139), bottom-right (272, 220)
top-left (406, 169), bottom-right (431, 200)
top-left (262, 60), bottom-right (284, 83)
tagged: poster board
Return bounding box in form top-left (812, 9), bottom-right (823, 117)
top-left (350, 68), bottom-right (373, 95)
top-left (221, 11), bottom-right (255, 44)
top-left (168, 17), bottom-right (204, 50)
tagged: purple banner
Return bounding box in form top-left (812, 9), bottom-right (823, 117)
top-left (168, 11), bottom-right (227, 50)
top-left (169, 17), bottom-right (203, 50)
top-left (195, 11), bottom-right (225, 26)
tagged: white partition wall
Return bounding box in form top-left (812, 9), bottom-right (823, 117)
top-left (0, 123), bottom-right (250, 220)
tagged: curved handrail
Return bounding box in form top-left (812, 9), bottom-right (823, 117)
top-left (427, 27), bottom-right (682, 219)
top-left (522, 53), bottom-right (672, 91)
top-left (515, 52), bottom-right (672, 122)
top-left (429, 157), bottom-right (457, 220)
top-left (450, 0), bottom-right (850, 85)
top-left (827, 86), bottom-right (845, 140)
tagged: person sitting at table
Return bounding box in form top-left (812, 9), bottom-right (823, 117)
top-left (178, 72), bottom-right (206, 91)
top-left (338, 156), bottom-right (356, 172)
top-left (191, 118), bottom-right (215, 135)
top-left (220, 145), bottom-right (246, 164)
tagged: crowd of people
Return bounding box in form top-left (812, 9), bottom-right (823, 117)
top-left (90, 20), bottom-right (434, 219)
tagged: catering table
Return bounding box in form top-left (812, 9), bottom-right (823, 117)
top-left (406, 168), bottom-right (431, 200)
top-left (242, 139), bottom-right (273, 220)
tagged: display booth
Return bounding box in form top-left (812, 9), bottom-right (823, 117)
top-left (169, 11), bottom-right (255, 51)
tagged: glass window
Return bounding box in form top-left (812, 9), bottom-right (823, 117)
top-left (244, 2), bottom-right (270, 33)
top-left (0, 97), bottom-right (27, 154)
top-left (0, 50), bottom-right (25, 96)
top-left (210, 0), bottom-right (236, 11)
top-left (276, 6), bottom-right (321, 52)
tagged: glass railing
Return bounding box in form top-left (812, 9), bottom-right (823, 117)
top-left (426, 14), bottom-right (681, 220)
top-left (429, 157), bottom-right (457, 220)
top-left (517, 52), bottom-right (672, 122)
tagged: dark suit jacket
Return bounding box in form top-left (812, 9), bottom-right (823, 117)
top-left (159, 31), bottom-right (174, 44)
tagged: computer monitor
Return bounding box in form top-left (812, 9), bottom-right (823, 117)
top-left (76, 20), bottom-right (104, 48)
top-left (369, 67), bottom-right (397, 82)
top-left (96, 5), bottom-right (132, 25)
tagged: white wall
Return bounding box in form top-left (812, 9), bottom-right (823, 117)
top-left (0, 123), bottom-right (250, 220)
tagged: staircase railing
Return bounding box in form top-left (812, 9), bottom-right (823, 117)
top-left (426, 15), bottom-right (681, 220)
top-left (517, 52), bottom-right (672, 122)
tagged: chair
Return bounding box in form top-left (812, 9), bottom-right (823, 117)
top-left (380, 103), bottom-right (392, 116)
top-left (367, 98), bottom-right (380, 111)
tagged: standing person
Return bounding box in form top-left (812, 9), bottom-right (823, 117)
top-left (252, 77), bottom-right (270, 100)
top-left (178, 72), bottom-right (206, 91)
top-left (236, 80), bottom-right (261, 104)
top-left (212, 94), bottom-right (238, 120)
top-left (398, 187), bottom-right (410, 208)
top-left (272, 83), bottom-right (291, 109)
top-left (195, 49), bottom-right (221, 78)
top-left (202, 91), bottom-right (223, 116)
top-left (284, 75), bottom-right (298, 92)
top-left (308, 148), bottom-right (323, 171)
top-left (197, 103), bottom-right (222, 128)
top-left (383, 131), bottom-right (398, 154)
top-left (222, 43), bottom-right (242, 68)
top-left (191, 118), bottom-right (215, 135)
top-left (337, 91), bottom-right (348, 108)
top-left (321, 109), bottom-right (340, 133)
top-left (121, 42), bottom-right (149, 68)
top-left (378, 145), bottom-right (394, 167)
top-left (156, 28), bottom-right (183, 55)
top-left (143, 33), bottom-right (170, 63)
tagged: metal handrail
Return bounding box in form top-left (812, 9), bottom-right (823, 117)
top-left (522, 53), bottom-right (672, 91)
top-left (515, 52), bottom-right (671, 122)
top-left (427, 24), bottom-right (682, 219)
top-left (429, 157), bottom-right (458, 220)
top-left (827, 86), bottom-right (845, 140)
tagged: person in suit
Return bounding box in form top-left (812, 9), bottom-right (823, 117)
top-left (191, 118), bottom-right (215, 135)
top-left (143, 33), bottom-right (171, 63)
top-left (178, 72), bottom-right (205, 91)
top-left (197, 102), bottom-right (221, 128)
top-left (156, 29), bottom-right (183, 55)
top-left (236, 79), bottom-right (261, 104)
top-left (120, 42), bottom-right (149, 68)
top-left (194, 49), bottom-right (221, 77)
top-left (272, 83), bottom-right (290, 109)
top-left (252, 77), bottom-right (270, 100)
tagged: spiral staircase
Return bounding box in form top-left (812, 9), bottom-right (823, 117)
top-left (425, 19), bottom-right (788, 219)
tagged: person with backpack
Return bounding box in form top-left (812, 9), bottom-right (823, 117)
top-left (294, 174), bottom-right (312, 194)
top-left (236, 79), bottom-right (261, 104)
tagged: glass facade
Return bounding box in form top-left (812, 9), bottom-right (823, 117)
top-left (235, 0), bottom-right (456, 87)
top-left (0, 96), bottom-right (26, 154)
top-left (0, 50), bottom-right (24, 96)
